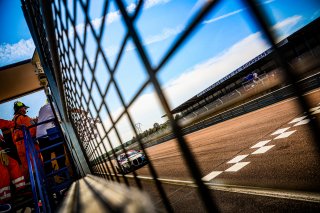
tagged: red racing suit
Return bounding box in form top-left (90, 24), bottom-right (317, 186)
top-left (0, 120), bottom-right (25, 203)
top-left (0, 119), bottom-right (15, 131)
top-left (12, 114), bottom-right (39, 179)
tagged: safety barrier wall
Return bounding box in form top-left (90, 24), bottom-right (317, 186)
top-left (138, 72), bottom-right (320, 148)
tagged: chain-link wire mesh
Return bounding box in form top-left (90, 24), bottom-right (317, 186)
top-left (22, 0), bottom-right (320, 212)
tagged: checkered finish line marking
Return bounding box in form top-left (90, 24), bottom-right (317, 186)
top-left (274, 130), bottom-right (296, 139)
top-left (202, 105), bottom-right (316, 182)
top-left (202, 171), bottom-right (223, 182)
top-left (251, 145), bottom-right (275, 154)
top-left (310, 106), bottom-right (320, 115)
top-left (227, 155), bottom-right (249, 164)
top-left (250, 140), bottom-right (271, 149)
top-left (225, 162), bottom-right (251, 172)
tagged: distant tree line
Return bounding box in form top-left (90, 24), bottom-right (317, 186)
top-left (91, 114), bottom-right (182, 164)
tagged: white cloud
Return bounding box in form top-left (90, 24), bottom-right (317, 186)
top-left (85, 7), bottom-right (122, 33)
top-left (0, 38), bottom-right (35, 67)
top-left (106, 0), bottom-right (171, 24)
top-left (106, 10), bottom-right (121, 25)
top-left (263, 0), bottom-right (275, 4)
top-left (164, 15), bottom-right (302, 108)
top-left (163, 32), bottom-right (269, 108)
top-left (203, 9), bottom-right (245, 24)
top-left (143, 25), bottom-right (184, 45)
top-left (100, 32), bottom-right (269, 147)
top-left (103, 25), bottom-right (184, 57)
top-left (127, 3), bottom-right (137, 13)
top-left (190, 0), bottom-right (208, 15)
top-left (144, 0), bottom-right (171, 9)
top-left (71, 0), bottom-right (171, 38)
top-left (311, 9), bottom-right (320, 20)
top-left (272, 15), bottom-right (302, 41)
top-left (91, 17), bottom-right (104, 28)
top-left (91, 7), bottom-right (302, 58)
top-left (202, 0), bottom-right (276, 25)
top-left (272, 15), bottom-right (302, 31)
top-left (87, 15), bottom-right (302, 149)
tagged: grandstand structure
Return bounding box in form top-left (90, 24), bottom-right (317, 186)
top-left (171, 17), bottom-right (320, 120)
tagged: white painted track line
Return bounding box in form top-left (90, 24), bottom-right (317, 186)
top-left (289, 116), bottom-right (307, 124)
top-left (225, 162), bottom-right (250, 172)
top-left (311, 109), bottom-right (320, 115)
top-left (202, 171), bottom-right (223, 181)
top-left (274, 130), bottom-right (296, 139)
top-left (251, 145), bottom-right (275, 154)
top-left (293, 119), bottom-right (310, 126)
top-left (251, 140), bottom-right (271, 148)
top-left (227, 155), bottom-right (249, 164)
top-left (109, 173), bottom-right (320, 203)
top-left (271, 127), bottom-right (290, 135)
top-left (207, 184), bottom-right (320, 203)
top-left (310, 106), bottom-right (320, 112)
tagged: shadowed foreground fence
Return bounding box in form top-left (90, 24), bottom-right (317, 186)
top-left (22, 0), bottom-right (320, 212)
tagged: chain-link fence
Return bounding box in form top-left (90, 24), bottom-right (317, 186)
top-left (22, 0), bottom-right (320, 212)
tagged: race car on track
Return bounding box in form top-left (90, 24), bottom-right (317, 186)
top-left (115, 150), bottom-right (148, 174)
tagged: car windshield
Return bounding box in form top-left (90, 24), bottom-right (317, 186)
top-left (127, 150), bottom-right (138, 156)
top-left (118, 154), bottom-right (126, 161)
top-left (117, 150), bottom-right (139, 161)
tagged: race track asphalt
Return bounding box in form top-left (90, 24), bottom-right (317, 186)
top-left (123, 89), bottom-right (320, 212)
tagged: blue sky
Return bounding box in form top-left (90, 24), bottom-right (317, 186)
top-left (0, 0), bottom-right (35, 66)
top-left (0, 91), bottom-right (47, 120)
top-left (0, 0), bottom-right (31, 44)
top-left (0, 0), bottom-right (320, 147)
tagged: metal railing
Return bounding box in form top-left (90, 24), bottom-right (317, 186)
top-left (22, 0), bottom-right (320, 212)
top-left (22, 126), bottom-right (51, 213)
